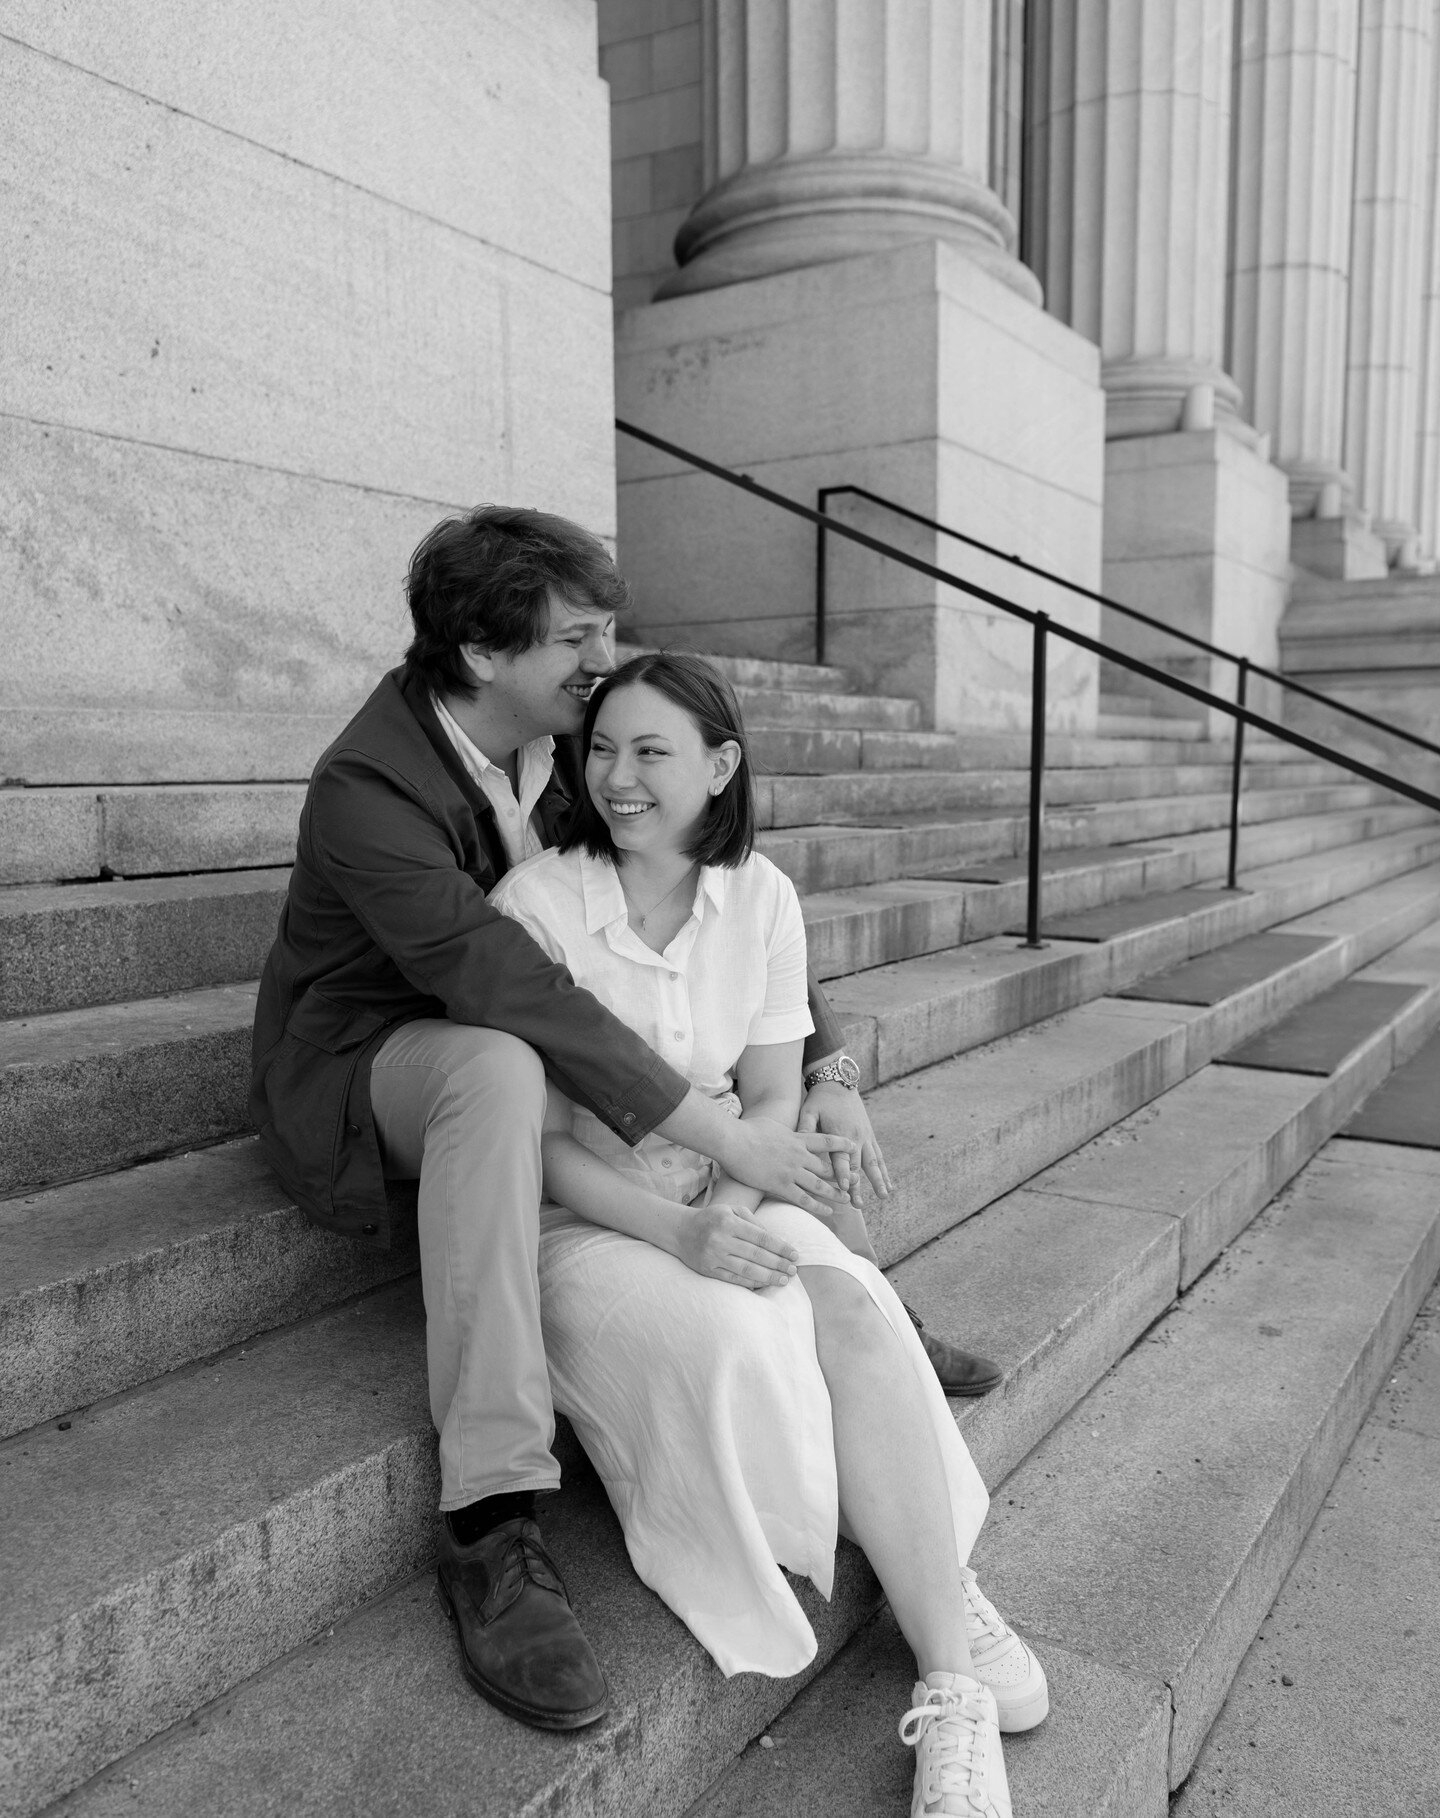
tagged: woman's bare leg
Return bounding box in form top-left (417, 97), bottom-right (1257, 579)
top-left (798, 1263), bottom-right (973, 1679)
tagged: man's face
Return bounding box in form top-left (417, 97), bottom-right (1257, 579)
top-left (470, 593), bottom-right (616, 741)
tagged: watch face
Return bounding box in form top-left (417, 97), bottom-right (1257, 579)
top-left (836, 1053), bottom-right (861, 1087)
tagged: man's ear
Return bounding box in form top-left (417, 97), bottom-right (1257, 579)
top-left (458, 643), bottom-right (497, 686)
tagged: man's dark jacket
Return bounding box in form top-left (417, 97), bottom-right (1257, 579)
top-left (250, 667), bottom-right (843, 1247)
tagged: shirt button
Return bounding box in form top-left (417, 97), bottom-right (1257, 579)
top-left (669, 972), bottom-right (679, 982)
top-left (661, 1158), bottom-right (672, 1169)
top-left (673, 1030), bottom-right (684, 1041)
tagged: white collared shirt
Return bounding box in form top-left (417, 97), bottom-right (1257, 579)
top-left (489, 845), bottom-right (814, 1204)
top-left (431, 694), bottom-right (554, 869)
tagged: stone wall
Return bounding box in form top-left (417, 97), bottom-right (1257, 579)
top-left (0, 0), bottom-right (616, 787)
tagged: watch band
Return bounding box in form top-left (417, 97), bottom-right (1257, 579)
top-left (803, 1053), bottom-right (861, 1091)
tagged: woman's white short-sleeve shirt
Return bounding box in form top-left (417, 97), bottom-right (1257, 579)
top-left (489, 846), bottom-right (814, 1204)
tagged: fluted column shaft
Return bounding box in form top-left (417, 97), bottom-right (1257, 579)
top-left (1027, 0), bottom-right (1241, 436)
top-left (658, 0), bottom-right (1039, 301)
top-left (1344, 0), bottom-right (1434, 552)
top-left (1414, 3), bottom-right (1440, 558)
top-left (1227, 0), bottom-right (1360, 516)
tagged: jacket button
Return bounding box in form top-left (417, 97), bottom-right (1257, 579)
top-left (361, 1223), bottom-right (377, 1236)
top-left (346, 1123), bottom-right (361, 1136)
top-left (622, 1112), bottom-right (636, 1124)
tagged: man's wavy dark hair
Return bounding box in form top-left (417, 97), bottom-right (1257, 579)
top-left (403, 505), bottom-right (630, 699)
top-left (562, 652), bottom-right (757, 869)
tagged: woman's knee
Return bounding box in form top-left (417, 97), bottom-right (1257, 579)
top-left (800, 1265), bottom-right (891, 1359)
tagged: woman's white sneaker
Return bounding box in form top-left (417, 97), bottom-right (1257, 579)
top-left (900, 1673), bottom-right (1012, 1818)
top-left (960, 1567), bottom-right (1050, 1732)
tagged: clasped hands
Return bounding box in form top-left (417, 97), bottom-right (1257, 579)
top-left (679, 1085), bottom-right (892, 1291)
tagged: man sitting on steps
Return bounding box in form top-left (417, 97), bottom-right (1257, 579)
top-left (249, 505), bottom-right (1000, 1731)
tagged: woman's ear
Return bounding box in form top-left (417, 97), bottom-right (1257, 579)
top-left (708, 739), bottom-right (742, 795)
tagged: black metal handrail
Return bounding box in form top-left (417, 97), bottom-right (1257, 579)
top-left (616, 417), bottom-right (1440, 944)
top-left (815, 482), bottom-right (1440, 762)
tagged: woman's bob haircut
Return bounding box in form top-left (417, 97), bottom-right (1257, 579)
top-left (562, 652), bottom-right (757, 869)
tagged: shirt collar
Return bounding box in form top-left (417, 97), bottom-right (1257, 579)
top-left (578, 850), bottom-right (727, 935)
top-left (431, 694), bottom-right (554, 783)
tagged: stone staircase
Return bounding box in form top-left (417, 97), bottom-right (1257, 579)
top-left (3, 650), bottom-right (1440, 1817)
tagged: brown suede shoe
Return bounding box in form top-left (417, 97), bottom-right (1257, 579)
top-left (436, 1515), bottom-right (608, 1730)
top-left (904, 1304), bottom-right (1003, 1397)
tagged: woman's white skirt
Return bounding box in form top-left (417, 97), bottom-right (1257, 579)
top-left (537, 1199), bottom-right (990, 1678)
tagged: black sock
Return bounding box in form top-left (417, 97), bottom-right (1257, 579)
top-left (446, 1491), bottom-right (537, 1546)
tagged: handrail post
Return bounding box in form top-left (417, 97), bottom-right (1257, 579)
top-left (1021, 613), bottom-right (1049, 948)
top-left (1226, 657), bottom-right (1250, 890)
top-left (814, 491), bottom-right (829, 665)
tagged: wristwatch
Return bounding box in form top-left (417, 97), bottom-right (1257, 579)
top-left (803, 1052), bottom-right (861, 1091)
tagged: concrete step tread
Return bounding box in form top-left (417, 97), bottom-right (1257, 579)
top-left (6, 818), bottom-right (1439, 1202)
top-left (698, 1134), bottom-right (1440, 1813)
top-left (976, 1134), bottom-right (1440, 1790)
top-left (730, 684), bottom-right (921, 730)
top-left (0, 870), bottom-right (289, 1018)
top-left (33, 967), bottom-right (1440, 1818)
top-left (10, 847), bottom-right (1439, 1437)
top-left (617, 644), bottom-right (855, 695)
top-left (1172, 1274), bottom-right (1440, 1818)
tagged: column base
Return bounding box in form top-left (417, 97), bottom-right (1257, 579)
top-left (615, 239), bottom-right (1105, 732)
top-left (1102, 431), bottom-right (1292, 733)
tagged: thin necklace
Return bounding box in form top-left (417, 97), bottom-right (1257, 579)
top-left (620, 862), bottom-right (699, 930)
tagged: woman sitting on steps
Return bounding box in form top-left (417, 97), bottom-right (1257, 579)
top-left (491, 652), bottom-right (1048, 1816)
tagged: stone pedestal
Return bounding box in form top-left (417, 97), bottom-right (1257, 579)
top-left (1289, 511), bottom-right (1391, 582)
top-left (1102, 432), bottom-right (1291, 732)
top-left (615, 240), bottom-right (1105, 732)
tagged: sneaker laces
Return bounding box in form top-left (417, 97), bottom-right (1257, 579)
top-left (899, 1686), bottom-right (992, 1814)
top-left (960, 1569), bottom-right (1010, 1647)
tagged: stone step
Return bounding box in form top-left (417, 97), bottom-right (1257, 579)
top-left (2, 741), bottom-right (1381, 886)
top-left (12, 851), bottom-right (1438, 1438)
top-left (617, 643), bottom-right (856, 696)
top-left (758, 791), bottom-right (1431, 895)
top-left (1172, 1271), bottom-right (1440, 1818)
top-left (8, 813), bottom-right (1438, 1197)
top-left (695, 1117), bottom-right (1440, 1814)
top-left (749, 725), bottom-right (1341, 791)
top-left (6, 780), bottom-right (1423, 1019)
top-left (0, 869), bottom-right (289, 1018)
top-left (1096, 710), bottom-right (1208, 740)
top-left (756, 771), bottom-right (1386, 830)
top-left (731, 684), bottom-right (922, 731)
top-left (26, 926), bottom-right (1440, 1818)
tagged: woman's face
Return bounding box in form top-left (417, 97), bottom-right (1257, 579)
top-left (586, 681), bottom-right (740, 860)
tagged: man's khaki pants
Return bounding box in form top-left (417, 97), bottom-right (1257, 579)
top-left (370, 1019), bottom-right (559, 1511)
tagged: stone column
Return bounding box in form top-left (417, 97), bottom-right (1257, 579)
top-left (1414, 3), bottom-right (1440, 560)
top-left (1344, 0), bottom-right (1434, 561)
top-left (614, 0), bottom-right (1108, 733)
top-left (658, 0), bottom-right (1038, 303)
top-left (1027, 0), bottom-right (1240, 438)
top-left (1026, 0), bottom-right (1293, 723)
top-left (1227, 0), bottom-right (1360, 515)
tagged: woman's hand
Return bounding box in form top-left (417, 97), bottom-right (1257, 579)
top-left (719, 1113), bottom-right (857, 1219)
top-left (671, 1202), bottom-right (800, 1290)
top-left (798, 1080), bottom-right (891, 1204)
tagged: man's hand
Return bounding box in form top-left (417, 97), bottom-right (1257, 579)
top-left (671, 1202), bottom-right (800, 1290)
top-left (720, 1115), bottom-right (856, 1221)
top-left (798, 1079), bottom-right (892, 1205)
